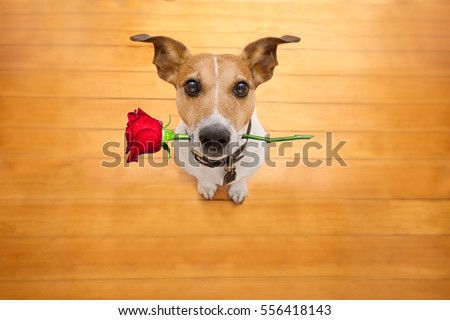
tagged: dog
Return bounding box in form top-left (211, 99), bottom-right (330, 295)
top-left (130, 34), bottom-right (300, 204)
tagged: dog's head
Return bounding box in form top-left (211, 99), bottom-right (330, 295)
top-left (131, 34), bottom-right (300, 157)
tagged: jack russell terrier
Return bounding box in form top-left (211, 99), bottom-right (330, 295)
top-left (130, 34), bottom-right (300, 204)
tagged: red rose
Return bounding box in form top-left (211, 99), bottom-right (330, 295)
top-left (124, 108), bottom-right (313, 164)
top-left (125, 108), bottom-right (163, 163)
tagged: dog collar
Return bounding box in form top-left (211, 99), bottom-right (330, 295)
top-left (192, 120), bottom-right (252, 185)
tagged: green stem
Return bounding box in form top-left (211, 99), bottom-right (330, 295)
top-left (163, 115), bottom-right (172, 129)
top-left (173, 133), bottom-right (191, 140)
top-left (242, 134), bottom-right (314, 143)
top-left (163, 129), bottom-right (190, 142)
top-left (167, 131), bottom-right (313, 143)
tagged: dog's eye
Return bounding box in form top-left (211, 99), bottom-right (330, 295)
top-left (234, 81), bottom-right (249, 98)
top-left (184, 80), bottom-right (200, 97)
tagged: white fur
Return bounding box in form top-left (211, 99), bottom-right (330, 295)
top-left (175, 111), bottom-right (266, 203)
top-left (173, 55), bottom-right (265, 204)
top-left (213, 55), bottom-right (219, 113)
top-left (191, 113), bottom-right (239, 157)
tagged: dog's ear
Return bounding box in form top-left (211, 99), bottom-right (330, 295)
top-left (130, 34), bottom-right (191, 86)
top-left (240, 35), bottom-right (300, 88)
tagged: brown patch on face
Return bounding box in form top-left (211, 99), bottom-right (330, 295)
top-left (175, 54), bottom-right (255, 131)
top-left (176, 54), bottom-right (215, 129)
top-left (216, 55), bottom-right (255, 130)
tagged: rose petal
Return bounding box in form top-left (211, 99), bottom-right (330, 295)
top-left (127, 110), bottom-right (138, 122)
top-left (125, 125), bottom-right (132, 153)
top-left (125, 108), bottom-right (164, 161)
top-left (138, 113), bottom-right (161, 127)
top-left (136, 108), bottom-right (149, 117)
top-left (128, 108), bottom-right (147, 124)
top-left (134, 128), bottom-right (162, 153)
top-left (127, 146), bottom-right (139, 163)
top-left (132, 115), bottom-right (163, 136)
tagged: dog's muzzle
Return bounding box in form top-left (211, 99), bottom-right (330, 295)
top-left (199, 123), bottom-right (230, 156)
top-left (192, 120), bottom-right (252, 185)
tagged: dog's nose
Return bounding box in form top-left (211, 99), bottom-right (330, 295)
top-left (199, 124), bottom-right (230, 155)
top-left (199, 124), bottom-right (230, 145)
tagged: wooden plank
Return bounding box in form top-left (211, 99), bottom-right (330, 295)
top-left (1, 70), bottom-right (449, 104)
top-left (0, 278), bottom-right (448, 300)
top-left (0, 236), bottom-right (448, 281)
top-left (2, 46), bottom-right (449, 76)
top-left (170, 0), bottom-right (450, 3)
top-left (0, 158), bottom-right (448, 200)
top-left (1, 0), bottom-right (449, 21)
top-left (1, 98), bottom-right (448, 132)
top-left (0, 128), bottom-right (448, 160)
top-left (0, 0), bottom-right (448, 303)
top-left (177, 0), bottom-right (449, 3)
top-left (1, 30), bottom-right (449, 51)
top-left (0, 199), bottom-right (448, 238)
top-left (2, 13), bottom-right (449, 37)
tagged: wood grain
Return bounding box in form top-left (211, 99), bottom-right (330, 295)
top-left (0, 0), bottom-right (449, 300)
top-left (2, 13), bottom-right (450, 36)
top-left (0, 200), bottom-right (448, 238)
top-left (1, 0), bottom-right (449, 20)
top-left (1, 236), bottom-right (448, 281)
top-left (1, 98), bottom-right (448, 132)
top-left (1, 278), bottom-right (449, 300)
top-left (1, 158), bottom-right (448, 200)
top-left (2, 46), bottom-right (449, 76)
top-left (1, 128), bottom-right (448, 160)
top-left (2, 30), bottom-right (450, 51)
top-left (1, 70), bottom-right (449, 104)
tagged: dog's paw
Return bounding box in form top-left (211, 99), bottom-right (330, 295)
top-left (228, 180), bottom-right (248, 205)
top-left (197, 179), bottom-right (217, 200)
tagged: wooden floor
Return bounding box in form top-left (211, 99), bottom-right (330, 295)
top-left (0, 0), bottom-right (449, 299)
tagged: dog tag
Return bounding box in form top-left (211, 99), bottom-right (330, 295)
top-left (223, 156), bottom-right (237, 185)
top-left (223, 169), bottom-right (237, 185)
